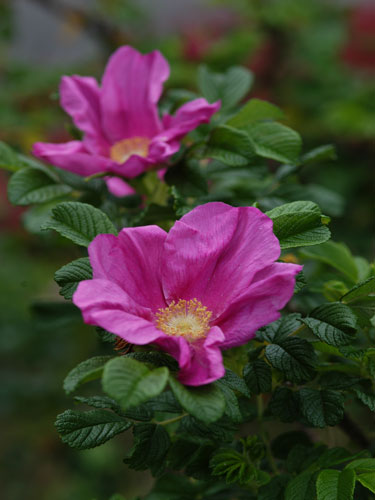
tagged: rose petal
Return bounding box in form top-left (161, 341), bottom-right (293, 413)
top-left (104, 176), bottom-right (136, 197)
top-left (60, 75), bottom-right (109, 155)
top-left (101, 46), bottom-right (169, 142)
top-left (216, 262), bottom-right (303, 349)
top-left (159, 98), bottom-right (221, 143)
top-left (88, 227), bottom-right (167, 311)
top-left (73, 279), bottom-right (167, 345)
top-left (162, 202), bottom-right (281, 318)
top-left (32, 141), bottom-right (112, 177)
top-left (155, 326), bottom-right (225, 386)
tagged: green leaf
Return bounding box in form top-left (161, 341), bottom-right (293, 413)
top-left (341, 278), bottom-right (375, 326)
top-left (215, 381), bottom-right (242, 422)
top-left (169, 376), bottom-right (225, 424)
top-left (63, 356), bottom-right (112, 395)
top-left (124, 423), bottom-right (171, 476)
top-left (210, 448), bottom-right (256, 486)
top-left (0, 141), bottom-right (38, 172)
top-left (164, 160), bottom-right (208, 197)
top-left (341, 277), bottom-right (375, 303)
top-left (353, 386), bottom-right (375, 411)
top-left (220, 369), bottom-right (251, 398)
top-left (55, 409), bottom-right (131, 450)
top-left (259, 475), bottom-right (290, 500)
top-left (300, 241), bottom-right (358, 284)
top-left (42, 201), bottom-right (117, 246)
top-left (226, 98), bottom-right (284, 128)
top-left (269, 387), bottom-right (300, 423)
top-left (205, 125), bottom-right (256, 166)
top-left (285, 471), bottom-right (317, 500)
top-left (266, 201), bottom-right (330, 249)
top-left (102, 357), bottom-right (169, 411)
top-left (319, 372), bottom-right (362, 390)
top-left (7, 167), bottom-right (72, 205)
top-left (54, 257), bottom-right (92, 300)
top-left (258, 313), bottom-right (302, 343)
top-left (302, 302), bottom-right (357, 346)
top-left (301, 145), bottom-right (337, 165)
top-left (345, 458), bottom-right (375, 473)
top-left (357, 473), bottom-right (375, 494)
top-left (265, 337), bottom-right (316, 383)
top-left (246, 122), bottom-right (302, 164)
top-left (243, 360), bottom-right (272, 394)
top-left (198, 65), bottom-right (253, 110)
top-left (316, 469), bottom-right (356, 500)
top-left (299, 389), bottom-right (344, 428)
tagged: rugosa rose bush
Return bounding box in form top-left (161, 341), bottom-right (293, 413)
top-left (3, 43), bottom-right (375, 500)
top-left (73, 202), bottom-right (301, 385)
top-left (32, 46), bottom-right (220, 196)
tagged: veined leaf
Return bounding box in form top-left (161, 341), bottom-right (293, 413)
top-left (198, 65), bottom-right (253, 110)
top-left (42, 201), bottom-right (117, 246)
top-left (299, 389), bottom-right (344, 428)
top-left (266, 201), bottom-right (330, 249)
top-left (8, 167), bottom-right (71, 205)
top-left (63, 356), bottom-right (112, 395)
top-left (246, 121), bottom-right (302, 164)
top-left (102, 357), bottom-right (169, 410)
top-left (265, 337), bottom-right (316, 383)
top-left (55, 409), bottom-right (131, 449)
top-left (300, 241), bottom-right (358, 284)
top-left (227, 98), bottom-right (284, 128)
top-left (243, 360), bottom-right (272, 395)
top-left (205, 125), bottom-right (256, 166)
top-left (302, 302), bottom-right (357, 346)
top-left (316, 469), bottom-right (356, 500)
top-left (55, 257), bottom-right (92, 300)
top-left (169, 376), bottom-right (225, 424)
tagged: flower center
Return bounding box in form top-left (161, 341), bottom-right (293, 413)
top-left (110, 137), bottom-right (150, 164)
top-left (155, 298), bottom-right (212, 342)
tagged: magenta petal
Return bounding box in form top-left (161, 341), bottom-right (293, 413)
top-left (217, 263), bottom-right (303, 349)
top-left (162, 202), bottom-right (281, 318)
top-left (32, 141), bottom-right (112, 177)
top-left (60, 75), bottom-right (109, 155)
top-left (88, 227), bottom-right (167, 311)
top-left (101, 46), bottom-right (169, 142)
top-left (105, 176), bottom-right (135, 197)
top-left (159, 98), bottom-right (221, 143)
top-left (155, 326), bottom-right (225, 386)
top-left (72, 279), bottom-right (168, 345)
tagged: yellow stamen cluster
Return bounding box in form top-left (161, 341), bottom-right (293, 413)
top-left (110, 137), bottom-right (150, 164)
top-left (155, 298), bottom-right (212, 342)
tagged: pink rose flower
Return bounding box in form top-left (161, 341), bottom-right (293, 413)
top-left (32, 46), bottom-right (220, 196)
top-left (73, 202), bottom-right (302, 386)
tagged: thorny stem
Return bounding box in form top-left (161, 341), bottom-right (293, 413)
top-left (257, 395), bottom-right (279, 475)
top-left (156, 413), bottom-right (188, 426)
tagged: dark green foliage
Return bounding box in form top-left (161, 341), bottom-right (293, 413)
top-left (265, 337), bottom-right (317, 383)
top-left (169, 376), bottom-right (225, 424)
top-left (124, 423), bottom-right (171, 476)
top-left (266, 201), bottom-right (330, 249)
top-left (42, 201), bottom-right (117, 246)
top-left (302, 302), bottom-right (357, 346)
top-left (243, 359), bottom-right (272, 394)
top-left (102, 357), bottom-right (169, 411)
top-left (8, 166), bottom-right (72, 205)
top-left (55, 257), bottom-right (92, 300)
top-left (63, 356), bottom-right (113, 395)
top-left (55, 409), bottom-right (131, 449)
top-left (299, 389), bottom-right (345, 427)
top-left (268, 387), bottom-right (300, 422)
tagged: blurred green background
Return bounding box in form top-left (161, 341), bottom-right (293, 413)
top-left (0, 1), bottom-right (374, 498)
